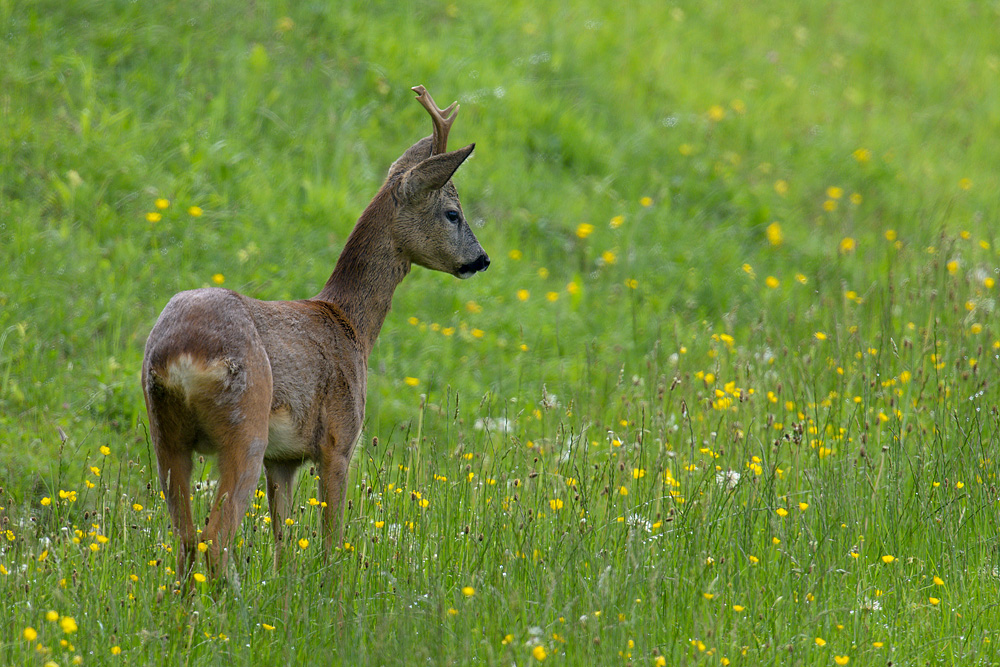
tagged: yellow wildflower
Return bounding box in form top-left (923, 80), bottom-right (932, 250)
top-left (765, 221), bottom-right (783, 247)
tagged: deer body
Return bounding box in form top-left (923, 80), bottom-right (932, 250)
top-left (141, 87), bottom-right (489, 580)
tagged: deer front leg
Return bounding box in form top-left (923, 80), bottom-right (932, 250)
top-left (264, 459), bottom-right (300, 570)
top-left (318, 427), bottom-right (361, 553)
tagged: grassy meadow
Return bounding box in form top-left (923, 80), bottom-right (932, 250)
top-left (3, 0), bottom-right (1000, 664)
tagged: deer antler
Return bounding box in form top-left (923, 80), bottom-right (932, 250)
top-left (412, 85), bottom-right (458, 155)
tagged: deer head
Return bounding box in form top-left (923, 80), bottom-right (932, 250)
top-left (385, 86), bottom-right (490, 279)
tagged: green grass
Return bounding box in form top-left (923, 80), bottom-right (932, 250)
top-left (3, 0), bottom-right (1000, 664)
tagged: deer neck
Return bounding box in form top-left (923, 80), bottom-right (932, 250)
top-left (316, 192), bottom-right (411, 356)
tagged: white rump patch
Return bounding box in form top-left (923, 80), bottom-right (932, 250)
top-left (162, 354), bottom-right (229, 400)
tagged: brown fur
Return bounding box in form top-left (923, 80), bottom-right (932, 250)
top-left (141, 88), bottom-right (489, 581)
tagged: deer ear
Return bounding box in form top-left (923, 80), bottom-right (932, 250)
top-left (400, 144), bottom-right (475, 198)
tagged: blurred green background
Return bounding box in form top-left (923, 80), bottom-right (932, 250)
top-left (1, 0), bottom-right (997, 486)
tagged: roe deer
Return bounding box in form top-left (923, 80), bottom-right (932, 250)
top-left (141, 85), bottom-right (489, 581)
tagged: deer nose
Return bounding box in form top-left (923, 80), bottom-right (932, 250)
top-left (457, 253), bottom-right (490, 278)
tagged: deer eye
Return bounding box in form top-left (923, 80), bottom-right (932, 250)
top-left (444, 210), bottom-right (461, 224)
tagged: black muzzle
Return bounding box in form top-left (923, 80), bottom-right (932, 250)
top-left (460, 254), bottom-right (490, 275)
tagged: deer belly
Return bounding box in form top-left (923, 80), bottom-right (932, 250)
top-left (266, 409), bottom-right (308, 459)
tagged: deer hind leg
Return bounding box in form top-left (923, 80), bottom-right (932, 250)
top-left (198, 425), bottom-right (269, 580)
top-left (196, 359), bottom-right (273, 581)
top-left (318, 424), bottom-right (362, 553)
top-left (161, 452), bottom-right (197, 579)
top-left (147, 394), bottom-right (198, 579)
top-left (264, 459), bottom-right (300, 570)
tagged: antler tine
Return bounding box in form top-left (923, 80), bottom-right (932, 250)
top-left (412, 84), bottom-right (459, 155)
